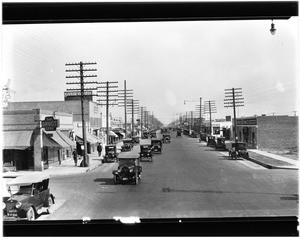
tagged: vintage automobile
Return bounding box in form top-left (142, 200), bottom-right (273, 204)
top-left (121, 138), bottom-right (133, 152)
top-left (150, 132), bottom-right (157, 138)
top-left (189, 130), bottom-right (198, 138)
top-left (140, 143), bottom-right (154, 162)
top-left (229, 142), bottom-right (249, 159)
top-left (151, 138), bottom-right (163, 154)
top-left (216, 137), bottom-right (227, 151)
top-left (207, 135), bottom-right (216, 147)
top-left (176, 129), bottom-right (182, 137)
top-left (3, 172), bottom-right (55, 221)
top-left (103, 144), bottom-right (118, 163)
top-left (199, 133), bottom-right (207, 142)
top-left (162, 133), bottom-right (171, 143)
top-left (142, 131), bottom-right (149, 139)
top-left (132, 136), bottom-right (140, 145)
top-left (112, 152), bottom-right (142, 185)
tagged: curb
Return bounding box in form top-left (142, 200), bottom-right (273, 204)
top-left (248, 157), bottom-right (298, 170)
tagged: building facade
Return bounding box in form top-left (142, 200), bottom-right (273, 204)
top-left (235, 115), bottom-right (298, 150)
top-left (2, 109), bottom-right (75, 171)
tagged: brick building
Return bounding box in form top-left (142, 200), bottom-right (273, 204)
top-left (2, 109), bottom-right (75, 171)
top-left (7, 100), bottom-right (102, 154)
top-left (235, 115), bottom-right (298, 150)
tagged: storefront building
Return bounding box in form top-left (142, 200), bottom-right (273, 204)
top-left (7, 100), bottom-right (103, 154)
top-left (235, 115), bottom-right (298, 150)
top-left (2, 109), bottom-right (75, 171)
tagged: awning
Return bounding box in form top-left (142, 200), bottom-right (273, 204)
top-left (109, 131), bottom-right (118, 137)
top-left (75, 130), bottom-right (101, 144)
top-left (44, 130), bottom-right (75, 148)
top-left (2, 131), bottom-right (33, 150)
top-left (56, 129), bottom-right (76, 148)
top-left (43, 133), bottom-right (61, 148)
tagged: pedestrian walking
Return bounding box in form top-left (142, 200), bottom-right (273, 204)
top-left (97, 143), bottom-right (102, 157)
top-left (73, 149), bottom-right (78, 166)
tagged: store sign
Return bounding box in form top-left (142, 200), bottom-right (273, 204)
top-left (236, 118), bottom-right (257, 126)
top-left (42, 116), bottom-right (59, 131)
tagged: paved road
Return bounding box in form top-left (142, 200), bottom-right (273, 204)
top-left (41, 131), bottom-right (298, 220)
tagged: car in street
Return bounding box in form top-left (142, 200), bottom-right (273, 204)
top-left (3, 172), bottom-right (55, 221)
top-left (151, 138), bottom-right (163, 154)
top-left (207, 135), bottom-right (216, 147)
top-left (229, 142), bottom-right (249, 159)
top-left (121, 138), bottom-right (133, 152)
top-left (162, 133), bottom-right (171, 143)
top-left (112, 152), bottom-right (142, 185)
top-left (216, 137), bottom-right (227, 151)
top-left (132, 136), bottom-right (140, 145)
top-left (103, 144), bottom-right (118, 163)
top-left (140, 143), bottom-right (154, 162)
top-left (176, 129), bottom-right (182, 137)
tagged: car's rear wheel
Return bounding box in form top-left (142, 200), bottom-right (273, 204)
top-left (26, 207), bottom-right (36, 221)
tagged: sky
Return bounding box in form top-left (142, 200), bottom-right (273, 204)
top-left (1, 14), bottom-right (299, 125)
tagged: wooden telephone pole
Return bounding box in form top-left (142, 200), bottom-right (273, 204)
top-left (97, 81), bottom-right (118, 145)
top-left (66, 62), bottom-right (97, 167)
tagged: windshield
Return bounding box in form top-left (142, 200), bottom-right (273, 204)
top-left (12, 185), bottom-right (32, 195)
top-left (2, 2), bottom-right (298, 230)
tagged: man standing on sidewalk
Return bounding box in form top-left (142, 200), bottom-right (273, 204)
top-left (97, 143), bottom-right (102, 157)
top-left (73, 149), bottom-right (78, 166)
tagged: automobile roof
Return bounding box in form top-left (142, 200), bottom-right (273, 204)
top-left (8, 172), bottom-right (50, 186)
top-left (123, 138), bottom-right (132, 141)
top-left (117, 152), bottom-right (140, 159)
top-left (151, 138), bottom-right (162, 141)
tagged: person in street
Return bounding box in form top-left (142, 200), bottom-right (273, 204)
top-left (97, 143), bottom-right (102, 157)
top-left (73, 149), bottom-right (78, 166)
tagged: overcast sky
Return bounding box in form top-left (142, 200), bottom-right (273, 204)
top-left (2, 16), bottom-right (298, 125)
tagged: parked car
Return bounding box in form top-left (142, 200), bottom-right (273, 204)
top-left (150, 132), bottom-right (157, 138)
top-left (132, 136), bottom-right (140, 145)
top-left (3, 172), bottom-right (55, 221)
top-left (176, 129), bottom-right (182, 137)
top-left (189, 130), bottom-right (198, 138)
top-left (103, 144), bottom-right (118, 163)
top-left (121, 138), bottom-right (133, 152)
top-left (112, 153), bottom-right (142, 185)
top-left (140, 144), bottom-right (154, 162)
top-left (216, 137), bottom-right (227, 151)
top-left (162, 133), bottom-right (171, 143)
top-left (151, 138), bottom-right (163, 154)
top-left (199, 133), bottom-right (207, 142)
top-left (207, 135), bottom-right (216, 147)
top-left (229, 142), bottom-right (249, 159)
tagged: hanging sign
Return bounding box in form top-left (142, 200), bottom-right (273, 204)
top-left (42, 116), bottom-right (59, 131)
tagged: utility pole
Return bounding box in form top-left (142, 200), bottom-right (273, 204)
top-left (127, 99), bottom-right (139, 136)
top-left (66, 62), bottom-right (97, 167)
top-left (224, 88), bottom-right (244, 160)
top-left (140, 107), bottom-right (144, 133)
top-left (97, 81), bottom-right (118, 145)
top-left (118, 80), bottom-right (133, 137)
top-left (204, 100), bottom-right (217, 135)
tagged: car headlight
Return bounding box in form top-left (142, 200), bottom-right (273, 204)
top-left (129, 169), bottom-right (134, 172)
top-left (15, 202), bottom-right (22, 209)
top-left (118, 169), bottom-right (121, 173)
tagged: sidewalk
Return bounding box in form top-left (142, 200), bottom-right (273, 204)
top-left (42, 151), bottom-right (103, 176)
top-left (247, 149), bottom-right (298, 170)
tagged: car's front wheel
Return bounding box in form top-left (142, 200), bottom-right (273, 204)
top-left (26, 207), bottom-right (36, 221)
top-left (47, 196), bottom-right (54, 214)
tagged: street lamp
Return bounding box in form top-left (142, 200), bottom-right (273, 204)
top-left (270, 19), bottom-right (276, 35)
